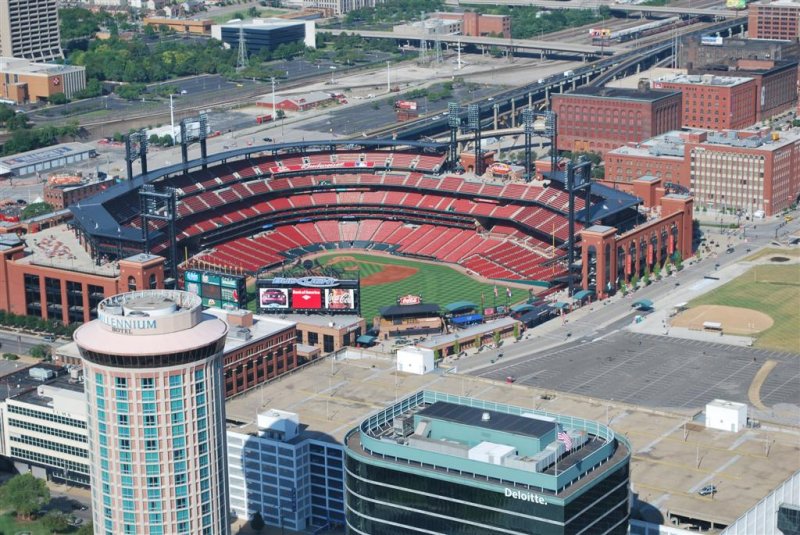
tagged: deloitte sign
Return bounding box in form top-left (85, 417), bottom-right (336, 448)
top-left (504, 488), bottom-right (548, 505)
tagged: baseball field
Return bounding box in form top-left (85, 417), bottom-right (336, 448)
top-left (316, 253), bottom-right (533, 321)
top-left (684, 262), bottom-right (800, 353)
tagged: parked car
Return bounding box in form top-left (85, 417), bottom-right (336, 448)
top-left (698, 485), bottom-right (717, 496)
top-left (43, 335), bottom-right (56, 342)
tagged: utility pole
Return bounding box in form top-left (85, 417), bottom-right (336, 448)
top-left (236, 23), bottom-right (248, 72)
top-left (386, 61), bottom-right (391, 92)
top-left (169, 93), bottom-right (175, 142)
top-left (271, 77), bottom-right (276, 112)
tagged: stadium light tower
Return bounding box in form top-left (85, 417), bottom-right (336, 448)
top-left (124, 130), bottom-right (149, 181)
top-left (466, 104), bottom-right (482, 175)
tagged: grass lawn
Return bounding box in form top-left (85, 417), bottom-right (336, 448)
top-left (316, 253), bottom-right (532, 321)
top-left (689, 263), bottom-right (800, 353)
top-left (745, 247), bottom-right (800, 262)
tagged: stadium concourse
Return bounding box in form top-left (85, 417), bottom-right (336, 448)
top-left (69, 139), bottom-right (649, 290)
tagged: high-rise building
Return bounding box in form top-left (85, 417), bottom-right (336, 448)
top-left (344, 391), bottom-right (632, 534)
top-left (75, 290), bottom-right (230, 535)
top-left (749, 0), bottom-right (800, 41)
top-left (0, 0), bottom-right (63, 62)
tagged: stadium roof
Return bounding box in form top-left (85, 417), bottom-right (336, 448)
top-left (443, 301), bottom-right (477, 313)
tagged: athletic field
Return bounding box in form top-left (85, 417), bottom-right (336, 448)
top-left (688, 263), bottom-right (800, 353)
top-left (316, 253), bottom-right (532, 322)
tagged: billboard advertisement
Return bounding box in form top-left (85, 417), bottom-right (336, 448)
top-left (326, 288), bottom-right (355, 311)
top-left (184, 269), bottom-right (247, 309)
top-left (257, 277), bottom-right (360, 315)
top-left (260, 288), bottom-right (289, 309)
top-left (292, 288), bottom-right (323, 309)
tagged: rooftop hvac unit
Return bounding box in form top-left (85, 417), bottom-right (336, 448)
top-left (29, 367), bottom-right (54, 381)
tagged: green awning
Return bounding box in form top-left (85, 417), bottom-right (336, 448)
top-left (356, 335), bottom-right (377, 344)
top-left (632, 299), bottom-right (654, 309)
top-left (572, 290), bottom-right (595, 301)
top-left (443, 301), bottom-right (478, 313)
top-left (554, 301), bottom-right (571, 309)
top-left (511, 303), bottom-right (536, 313)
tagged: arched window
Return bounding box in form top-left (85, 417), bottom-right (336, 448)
top-left (128, 276), bottom-right (137, 292)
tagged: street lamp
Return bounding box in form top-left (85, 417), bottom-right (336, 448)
top-left (329, 66), bottom-right (336, 85)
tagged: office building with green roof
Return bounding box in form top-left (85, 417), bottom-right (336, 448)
top-left (344, 391), bottom-right (631, 534)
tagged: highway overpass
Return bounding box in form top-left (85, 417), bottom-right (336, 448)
top-left (443, 0), bottom-right (742, 18)
top-left (321, 29), bottom-right (623, 56)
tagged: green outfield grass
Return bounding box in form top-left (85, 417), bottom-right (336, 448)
top-left (689, 263), bottom-right (800, 353)
top-left (317, 253), bottom-right (532, 321)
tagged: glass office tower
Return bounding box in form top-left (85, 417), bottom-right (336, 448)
top-left (345, 391), bottom-right (631, 534)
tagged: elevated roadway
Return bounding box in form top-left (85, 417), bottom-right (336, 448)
top-left (321, 29), bottom-right (623, 56)
top-left (443, 0), bottom-right (742, 18)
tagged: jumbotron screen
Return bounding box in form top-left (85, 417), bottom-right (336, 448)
top-left (184, 269), bottom-right (247, 309)
top-left (257, 276), bottom-right (360, 315)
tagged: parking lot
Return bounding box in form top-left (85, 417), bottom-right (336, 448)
top-left (476, 331), bottom-right (800, 415)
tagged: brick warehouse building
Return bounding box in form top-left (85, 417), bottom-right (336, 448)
top-left (604, 128), bottom-right (800, 216)
top-left (652, 73), bottom-right (758, 131)
top-left (552, 85), bottom-right (682, 156)
top-left (431, 12), bottom-right (511, 38)
top-left (748, 0), bottom-right (800, 40)
top-left (688, 59), bottom-right (798, 122)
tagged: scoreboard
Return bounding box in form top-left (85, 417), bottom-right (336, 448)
top-left (184, 269), bottom-right (247, 309)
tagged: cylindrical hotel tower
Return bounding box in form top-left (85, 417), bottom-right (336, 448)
top-left (75, 290), bottom-right (230, 535)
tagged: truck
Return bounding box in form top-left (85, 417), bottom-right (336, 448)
top-left (395, 100), bottom-right (418, 111)
top-left (255, 114), bottom-right (273, 125)
top-left (564, 70), bottom-right (575, 77)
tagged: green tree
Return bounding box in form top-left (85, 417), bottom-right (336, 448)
top-left (631, 273), bottom-right (639, 288)
top-left (653, 262), bottom-right (662, 280)
top-left (160, 134), bottom-right (174, 147)
top-left (275, 109), bottom-right (286, 120)
top-left (493, 331), bottom-right (501, 346)
top-left (0, 473), bottom-right (50, 519)
top-left (42, 510), bottom-right (70, 533)
top-left (673, 251), bottom-right (683, 270)
top-left (149, 133), bottom-right (161, 146)
top-left (453, 339), bottom-right (461, 354)
top-left (30, 344), bottom-right (53, 360)
top-left (250, 511), bottom-right (265, 532)
top-left (115, 83), bottom-right (146, 100)
top-left (3, 353), bottom-right (18, 360)
top-left (49, 92), bottom-right (68, 105)
top-left (77, 523), bottom-right (94, 535)
top-left (21, 202), bottom-right (54, 220)
top-left (513, 322), bottom-right (519, 339)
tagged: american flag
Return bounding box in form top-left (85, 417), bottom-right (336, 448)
top-left (558, 431), bottom-right (573, 451)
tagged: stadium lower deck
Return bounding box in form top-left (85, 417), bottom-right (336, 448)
top-left (72, 145), bottom-right (640, 284)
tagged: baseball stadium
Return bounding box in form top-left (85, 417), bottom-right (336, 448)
top-left (66, 135), bottom-right (676, 309)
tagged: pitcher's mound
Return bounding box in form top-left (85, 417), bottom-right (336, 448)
top-left (672, 305), bottom-right (773, 334)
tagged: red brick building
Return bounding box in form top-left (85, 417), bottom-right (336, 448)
top-left (432, 12), bottom-right (511, 38)
top-left (604, 128), bottom-right (800, 216)
top-left (580, 189), bottom-right (694, 299)
top-left (690, 59), bottom-right (799, 122)
top-left (552, 86), bottom-right (682, 156)
top-left (603, 138), bottom-right (686, 190)
top-left (0, 228), bottom-right (165, 324)
top-left (749, 0), bottom-right (800, 40)
top-left (43, 176), bottom-right (114, 210)
top-left (652, 73), bottom-right (758, 130)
